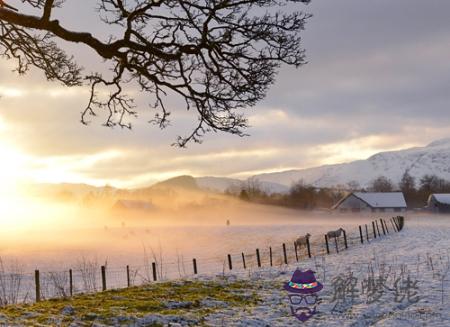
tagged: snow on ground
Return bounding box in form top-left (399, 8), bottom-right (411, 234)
top-left (1, 215), bottom-right (449, 326)
top-left (202, 215), bottom-right (450, 326)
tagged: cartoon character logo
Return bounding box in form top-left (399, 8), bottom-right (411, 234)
top-left (284, 269), bottom-right (323, 322)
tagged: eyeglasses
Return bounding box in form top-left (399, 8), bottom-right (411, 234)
top-left (288, 294), bottom-right (318, 305)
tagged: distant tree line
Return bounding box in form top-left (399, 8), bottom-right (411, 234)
top-left (369, 172), bottom-right (450, 208)
top-left (226, 171), bottom-right (450, 210)
top-left (225, 179), bottom-right (346, 210)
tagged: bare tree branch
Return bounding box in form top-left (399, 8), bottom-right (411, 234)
top-left (0, 0), bottom-right (311, 146)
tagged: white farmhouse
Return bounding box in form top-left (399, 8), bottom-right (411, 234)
top-left (333, 192), bottom-right (407, 213)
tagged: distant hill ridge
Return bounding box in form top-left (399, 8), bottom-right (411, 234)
top-left (252, 138), bottom-right (450, 189)
top-left (152, 175), bottom-right (199, 190)
top-left (30, 138), bottom-right (450, 195)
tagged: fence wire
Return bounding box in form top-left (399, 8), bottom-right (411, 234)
top-left (0, 217), bottom-right (406, 304)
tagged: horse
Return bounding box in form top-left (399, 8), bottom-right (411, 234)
top-left (326, 228), bottom-right (344, 253)
top-left (326, 228), bottom-right (344, 239)
top-left (294, 233), bottom-right (311, 249)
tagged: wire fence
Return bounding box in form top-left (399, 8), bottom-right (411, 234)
top-left (0, 216), bottom-right (405, 305)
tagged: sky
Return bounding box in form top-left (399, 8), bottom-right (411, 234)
top-left (0, 0), bottom-right (449, 189)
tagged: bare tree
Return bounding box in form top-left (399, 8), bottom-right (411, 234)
top-left (346, 180), bottom-right (361, 191)
top-left (399, 170), bottom-right (416, 193)
top-left (0, 0), bottom-right (311, 146)
top-left (399, 170), bottom-right (419, 208)
top-left (46, 271), bottom-right (69, 298)
top-left (420, 174), bottom-right (450, 193)
top-left (368, 175), bottom-right (394, 192)
top-left (76, 257), bottom-right (99, 292)
top-left (0, 258), bottom-right (24, 306)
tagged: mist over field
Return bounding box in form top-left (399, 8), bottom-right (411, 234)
top-left (0, 184), bottom-right (378, 273)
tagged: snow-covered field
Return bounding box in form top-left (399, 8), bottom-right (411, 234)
top-left (1, 214), bottom-right (449, 326)
top-left (203, 215), bottom-right (450, 326)
top-left (0, 208), bottom-right (378, 303)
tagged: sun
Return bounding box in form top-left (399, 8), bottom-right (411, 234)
top-left (0, 140), bottom-right (71, 230)
top-left (0, 144), bottom-right (35, 229)
top-left (0, 142), bottom-right (27, 195)
top-left (0, 114), bottom-right (29, 189)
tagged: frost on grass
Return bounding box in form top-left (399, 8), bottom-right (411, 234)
top-left (0, 279), bottom-right (260, 326)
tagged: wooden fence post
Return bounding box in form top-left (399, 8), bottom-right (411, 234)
top-left (35, 270), bottom-right (40, 302)
top-left (101, 266), bottom-right (106, 291)
top-left (282, 243), bottom-right (288, 264)
top-left (306, 237), bottom-right (312, 258)
top-left (242, 253), bottom-right (247, 269)
top-left (269, 247), bottom-right (273, 266)
top-left (395, 216), bottom-right (400, 231)
top-left (375, 220), bottom-right (381, 237)
top-left (372, 221), bottom-right (377, 238)
top-left (359, 226), bottom-right (364, 244)
top-left (343, 229), bottom-right (348, 249)
top-left (69, 269), bottom-right (73, 296)
top-left (256, 249), bottom-right (261, 267)
top-left (380, 219), bottom-right (386, 235)
top-left (152, 262), bottom-right (157, 281)
top-left (193, 259), bottom-right (198, 275)
top-left (325, 235), bottom-right (330, 255)
top-left (391, 218), bottom-right (398, 232)
top-left (334, 236), bottom-right (339, 253)
top-left (228, 254), bottom-right (233, 270)
top-left (294, 243), bottom-right (299, 262)
top-left (365, 224), bottom-right (370, 242)
top-left (384, 219), bottom-right (390, 234)
top-left (397, 216), bottom-right (404, 231)
top-left (126, 265), bottom-right (130, 287)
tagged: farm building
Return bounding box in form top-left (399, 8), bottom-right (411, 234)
top-left (426, 194), bottom-right (450, 213)
top-left (333, 192), bottom-right (407, 213)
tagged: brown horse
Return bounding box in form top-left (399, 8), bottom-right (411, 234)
top-left (326, 228), bottom-right (344, 239)
top-left (326, 228), bottom-right (344, 253)
top-left (294, 233), bottom-right (311, 249)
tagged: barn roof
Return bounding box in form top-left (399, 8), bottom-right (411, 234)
top-left (431, 194), bottom-right (450, 205)
top-left (333, 192), bottom-right (407, 209)
top-left (353, 192), bottom-right (407, 208)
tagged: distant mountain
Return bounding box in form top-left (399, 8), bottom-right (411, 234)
top-left (26, 182), bottom-right (119, 199)
top-left (253, 138), bottom-right (450, 188)
top-left (27, 138), bottom-right (450, 197)
top-left (195, 176), bottom-right (242, 192)
top-left (151, 175), bottom-right (199, 190)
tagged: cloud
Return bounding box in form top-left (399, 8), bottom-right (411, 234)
top-left (0, 0), bottom-right (449, 187)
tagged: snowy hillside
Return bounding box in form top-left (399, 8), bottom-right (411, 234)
top-left (253, 138), bottom-right (450, 188)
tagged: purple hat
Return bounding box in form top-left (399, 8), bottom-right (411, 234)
top-left (284, 269), bottom-right (323, 294)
